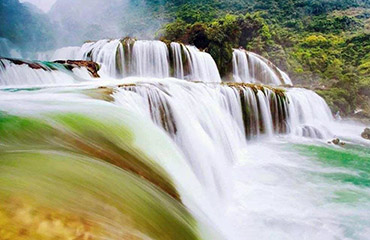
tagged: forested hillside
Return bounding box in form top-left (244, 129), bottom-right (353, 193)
top-left (1, 0), bottom-right (369, 117)
top-left (158, 0), bottom-right (370, 118)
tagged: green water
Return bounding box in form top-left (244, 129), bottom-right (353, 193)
top-left (295, 143), bottom-right (370, 204)
top-left (0, 96), bottom-right (219, 240)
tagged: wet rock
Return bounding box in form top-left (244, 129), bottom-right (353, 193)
top-left (54, 60), bottom-right (100, 78)
top-left (2, 58), bottom-right (48, 70)
top-left (361, 128), bottom-right (370, 140)
top-left (1, 58), bottom-right (100, 78)
top-left (330, 138), bottom-right (346, 146)
top-left (332, 138), bottom-right (340, 145)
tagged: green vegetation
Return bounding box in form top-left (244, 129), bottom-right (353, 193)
top-left (1, 0), bottom-right (369, 117)
top-left (158, 0), bottom-right (370, 117)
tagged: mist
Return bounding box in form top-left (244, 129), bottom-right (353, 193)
top-left (0, 0), bottom-right (168, 57)
top-left (50, 0), bottom-right (168, 47)
top-left (19, 0), bottom-right (56, 12)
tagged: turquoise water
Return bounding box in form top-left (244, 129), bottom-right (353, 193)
top-left (227, 139), bottom-right (370, 240)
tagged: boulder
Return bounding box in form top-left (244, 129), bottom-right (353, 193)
top-left (361, 128), bottom-right (370, 140)
top-left (332, 138), bottom-right (340, 145)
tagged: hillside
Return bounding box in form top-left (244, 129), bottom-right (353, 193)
top-left (158, 0), bottom-right (370, 118)
top-left (1, 0), bottom-right (369, 117)
top-left (0, 0), bottom-right (54, 52)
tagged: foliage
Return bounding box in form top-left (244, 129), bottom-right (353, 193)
top-left (159, 0), bottom-right (370, 117)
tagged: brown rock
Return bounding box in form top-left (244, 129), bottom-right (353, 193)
top-left (332, 138), bottom-right (340, 145)
top-left (361, 128), bottom-right (370, 140)
top-left (54, 60), bottom-right (100, 78)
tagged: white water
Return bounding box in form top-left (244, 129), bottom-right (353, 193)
top-left (184, 45), bottom-right (222, 82)
top-left (110, 79), bottom-right (340, 225)
top-left (232, 49), bottom-right (250, 83)
top-left (45, 40), bottom-right (222, 82)
top-left (79, 39), bottom-right (124, 78)
top-left (171, 42), bottom-right (184, 79)
top-left (113, 80), bottom-right (246, 207)
top-left (232, 49), bottom-right (293, 85)
top-left (0, 59), bottom-right (77, 87)
top-left (132, 40), bottom-right (170, 78)
top-left (228, 138), bottom-right (370, 240)
top-left (287, 88), bottom-right (333, 139)
top-left (2, 36), bottom-right (369, 239)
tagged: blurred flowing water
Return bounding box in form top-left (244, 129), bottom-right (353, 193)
top-left (0, 39), bottom-right (369, 240)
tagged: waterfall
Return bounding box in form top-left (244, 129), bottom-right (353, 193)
top-left (1, 32), bottom-right (368, 239)
top-left (45, 39), bottom-right (124, 78)
top-left (79, 39), bottom-right (125, 78)
top-left (111, 80), bottom-right (334, 143)
top-left (232, 49), bottom-right (250, 83)
top-left (286, 88), bottom-right (333, 139)
top-left (170, 42), bottom-right (222, 82)
top-left (0, 59), bottom-right (77, 86)
top-left (232, 49), bottom-right (293, 85)
top-left (131, 40), bottom-right (170, 78)
top-left (171, 42), bottom-right (184, 79)
top-left (109, 79), bottom-right (337, 238)
top-left (1, 37), bottom-right (357, 240)
top-left (0, 90), bottom-right (224, 240)
top-left (184, 45), bottom-right (222, 83)
top-left (113, 80), bottom-right (247, 207)
top-left (47, 40), bottom-right (222, 82)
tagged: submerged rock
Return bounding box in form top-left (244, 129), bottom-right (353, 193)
top-left (361, 128), bottom-right (370, 140)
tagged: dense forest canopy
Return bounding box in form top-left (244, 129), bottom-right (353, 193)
top-left (157, 0), bottom-right (370, 117)
top-left (0, 0), bottom-right (369, 117)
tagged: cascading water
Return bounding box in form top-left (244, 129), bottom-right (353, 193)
top-left (0, 59), bottom-right (76, 86)
top-left (171, 42), bottom-right (185, 79)
top-left (286, 88), bottom-right (333, 139)
top-left (79, 39), bottom-right (125, 78)
top-left (46, 39), bottom-right (222, 82)
top-left (232, 49), bottom-right (250, 83)
top-left (170, 42), bottom-right (222, 82)
top-left (113, 80), bottom-right (247, 209)
top-left (0, 58), bottom-right (101, 87)
top-left (232, 49), bottom-right (293, 85)
top-left (1, 36), bottom-right (369, 240)
top-left (45, 39), bottom-right (125, 78)
top-left (131, 40), bottom-right (170, 78)
top-left (184, 45), bottom-right (222, 82)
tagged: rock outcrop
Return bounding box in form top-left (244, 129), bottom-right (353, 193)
top-left (1, 58), bottom-right (100, 78)
top-left (54, 60), bottom-right (100, 78)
